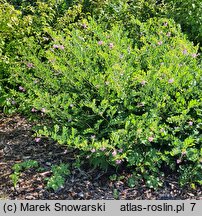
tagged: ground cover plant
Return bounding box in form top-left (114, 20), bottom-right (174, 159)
top-left (0, 0), bottom-right (202, 196)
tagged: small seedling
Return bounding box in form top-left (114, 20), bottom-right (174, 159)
top-left (109, 174), bottom-right (117, 181)
top-left (46, 163), bottom-right (70, 191)
top-left (113, 189), bottom-right (119, 200)
top-left (10, 160), bottom-right (39, 188)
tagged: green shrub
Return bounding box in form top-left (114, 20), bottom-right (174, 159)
top-left (0, 1), bottom-right (84, 114)
top-left (80, 0), bottom-right (202, 49)
top-left (1, 0), bottom-right (201, 189)
top-left (5, 17), bottom-right (201, 187)
top-left (164, 0), bottom-right (202, 46)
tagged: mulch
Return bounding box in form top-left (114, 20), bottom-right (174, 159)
top-left (0, 113), bottom-right (201, 200)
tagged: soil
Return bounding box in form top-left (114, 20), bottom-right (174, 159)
top-left (0, 114), bottom-right (201, 200)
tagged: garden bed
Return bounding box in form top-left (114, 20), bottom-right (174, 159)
top-left (0, 114), bottom-right (201, 200)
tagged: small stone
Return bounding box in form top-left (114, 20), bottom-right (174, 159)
top-left (187, 193), bottom-right (195, 197)
top-left (78, 192), bottom-right (84, 198)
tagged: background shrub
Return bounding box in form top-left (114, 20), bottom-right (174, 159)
top-left (164, 0), bottom-right (202, 47)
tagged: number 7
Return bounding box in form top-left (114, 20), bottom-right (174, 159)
top-left (190, 203), bottom-right (196, 211)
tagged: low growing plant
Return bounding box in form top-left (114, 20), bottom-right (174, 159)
top-left (5, 16), bottom-right (202, 188)
top-left (46, 163), bottom-right (70, 191)
top-left (10, 160), bottom-right (39, 188)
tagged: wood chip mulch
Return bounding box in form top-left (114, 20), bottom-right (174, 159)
top-left (0, 113), bottom-right (201, 200)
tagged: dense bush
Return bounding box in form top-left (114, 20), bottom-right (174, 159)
top-left (3, 15), bottom-right (201, 187)
top-left (80, 0), bottom-right (202, 47)
top-left (0, 0), bottom-right (83, 112)
top-left (164, 0), bottom-right (202, 47)
top-left (1, 0), bottom-right (201, 188)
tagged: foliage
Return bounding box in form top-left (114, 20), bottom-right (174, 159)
top-left (164, 0), bottom-right (202, 46)
top-left (46, 163), bottom-right (70, 191)
top-left (1, 0), bottom-right (202, 189)
top-left (10, 160), bottom-right (70, 191)
top-left (10, 160), bottom-right (39, 188)
top-left (113, 188), bottom-right (119, 200)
